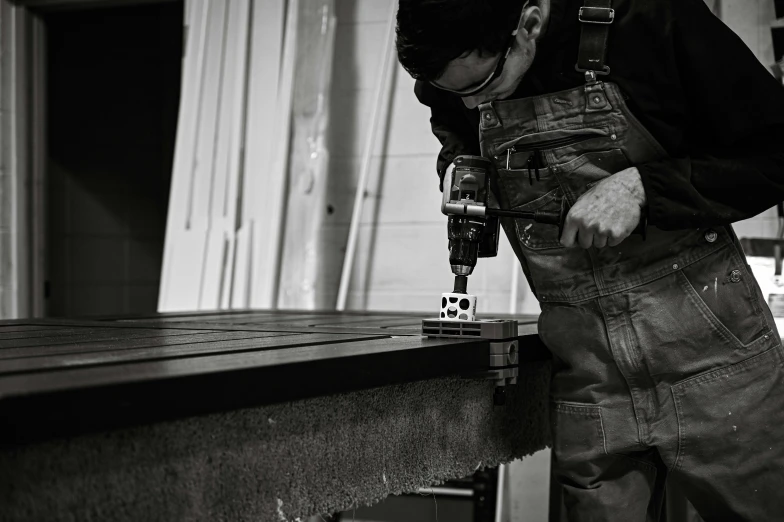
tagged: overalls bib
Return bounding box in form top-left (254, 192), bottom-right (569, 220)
top-left (478, 77), bottom-right (784, 520)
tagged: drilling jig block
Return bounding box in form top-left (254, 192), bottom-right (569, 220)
top-left (421, 316), bottom-right (519, 405)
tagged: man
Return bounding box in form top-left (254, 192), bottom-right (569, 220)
top-left (396, 0), bottom-right (784, 520)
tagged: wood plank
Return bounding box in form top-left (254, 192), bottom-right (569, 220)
top-left (277, 5), bottom-right (337, 310)
top-left (0, 330), bottom-right (295, 362)
top-left (198, 227), bottom-right (227, 309)
top-left (240, 0), bottom-right (284, 226)
top-left (249, 0), bottom-right (298, 308)
top-left (228, 221), bottom-right (252, 308)
top-left (189, 0), bottom-right (228, 227)
top-left (0, 335), bottom-right (472, 397)
top-left (159, 220), bottom-right (209, 311)
top-left (202, 0), bottom-right (250, 310)
top-left (159, 0), bottom-right (208, 310)
top-left (241, 0), bottom-right (285, 307)
top-left (220, 0), bottom-right (250, 256)
top-left (220, 229), bottom-right (237, 309)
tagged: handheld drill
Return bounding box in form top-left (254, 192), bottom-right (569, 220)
top-left (442, 155), bottom-right (647, 301)
top-left (441, 155), bottom-right (565, 298)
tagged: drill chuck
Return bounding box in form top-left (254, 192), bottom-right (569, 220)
top-left (453, 275), bottom-right (468, 294)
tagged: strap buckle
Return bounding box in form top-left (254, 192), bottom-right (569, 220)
top-left (578, 6), bottom-right (615, 24)
top-left (574, 65), bottom-right (611, 81)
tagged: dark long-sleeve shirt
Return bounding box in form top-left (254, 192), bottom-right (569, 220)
top-left (414, 0), bottom-right (784, 230)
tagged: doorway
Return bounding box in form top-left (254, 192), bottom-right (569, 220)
top-left (43, 1), bottom-right (183, 317)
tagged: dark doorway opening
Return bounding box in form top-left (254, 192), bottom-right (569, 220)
top-left (44, 1), bottom-right (183, 317)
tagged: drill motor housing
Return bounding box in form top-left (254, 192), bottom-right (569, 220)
top-left (442, 156), bottom-right (501, 283)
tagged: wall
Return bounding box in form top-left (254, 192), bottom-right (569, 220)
top-left (323, 0), bottom-right (538, 316)
top-left (325, 0), bottom-right (782, 316)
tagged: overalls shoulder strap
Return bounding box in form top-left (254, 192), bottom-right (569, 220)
top-left (575, 0), bottom-right (615, 81)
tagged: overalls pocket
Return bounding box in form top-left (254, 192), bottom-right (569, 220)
top-left (496, 161), bottom-right (559, 209)
top-left (551, 402), bottom-right (609, 462)
top-left (555, 149), bottom-right (631, 204)
top-left (623, 245), bottom-right (778, 378)
top-left (678, 244), bottom-right (773, 347)
top-left (671, 345), bottom-right (784, 487)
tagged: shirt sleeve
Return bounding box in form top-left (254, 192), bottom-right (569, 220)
top-left (414, 80), bottom-right (481, 191)
top-left (635, 0), bottom-right (784, 230)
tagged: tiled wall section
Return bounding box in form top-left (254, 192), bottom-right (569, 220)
top-left (326, 0), bottom-right (781, 315)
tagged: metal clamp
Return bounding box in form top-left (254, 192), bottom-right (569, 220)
top-left (422, 319), bottom-right (519, 405)
top-left (578, 6), bottom-right (615, 24)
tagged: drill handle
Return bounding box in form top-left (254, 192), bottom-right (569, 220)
top-left (486, 206), bottom-right (647, 240)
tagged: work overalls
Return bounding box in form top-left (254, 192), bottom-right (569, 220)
top-left (478, 75), bottom-right (784, 520)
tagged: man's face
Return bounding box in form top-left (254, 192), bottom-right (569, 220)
top-left (432, 5), bottom-right (544, 109)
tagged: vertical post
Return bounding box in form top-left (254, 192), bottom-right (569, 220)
top-left (30, 14), bottom-right (46, 317)
top-left (0, 2), bottom-right (39, 319)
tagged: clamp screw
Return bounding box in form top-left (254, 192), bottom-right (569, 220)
top-left (730, 269), bottom-right (742, 283)
top-left (704, 230), bottom-right (718, 243)
top-left (672, 263), bottom-right (679, 270)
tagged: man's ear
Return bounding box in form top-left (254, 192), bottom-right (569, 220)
top-left (519, 6), bottom-right (544, 41)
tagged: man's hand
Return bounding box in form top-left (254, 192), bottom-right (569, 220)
top-left (560, 167), bottom-right (646, 249)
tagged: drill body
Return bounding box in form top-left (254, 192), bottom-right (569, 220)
top-left (443, 156), bottom-right (500, 295)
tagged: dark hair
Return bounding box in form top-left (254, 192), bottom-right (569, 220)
top-left (396, 0), bottom-right (526, 82)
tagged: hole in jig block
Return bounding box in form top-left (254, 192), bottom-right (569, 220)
top-left (459, 313), bottom-right (468, 320)
top-left (449, 297), bottom-right (458, 304)
top-left (459, 298), bottom-right (470, 310)
top-left (447, 307), bottom-right (458, 318)
top-left (442, 297), bottom-right (447, 308)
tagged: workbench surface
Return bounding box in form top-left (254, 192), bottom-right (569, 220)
top-left (0, 311), bottom-right (552, 522)
top-left (0, 310), bottom-right (545, 443)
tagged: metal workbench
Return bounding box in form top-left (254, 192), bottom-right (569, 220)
top-left (0, 310), bottom-right (547, 443)
top-left (0, 310), bottom-right (552, 522)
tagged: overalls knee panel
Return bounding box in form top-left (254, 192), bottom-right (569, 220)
top-left (478, 81), bottom-right (784, 520)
